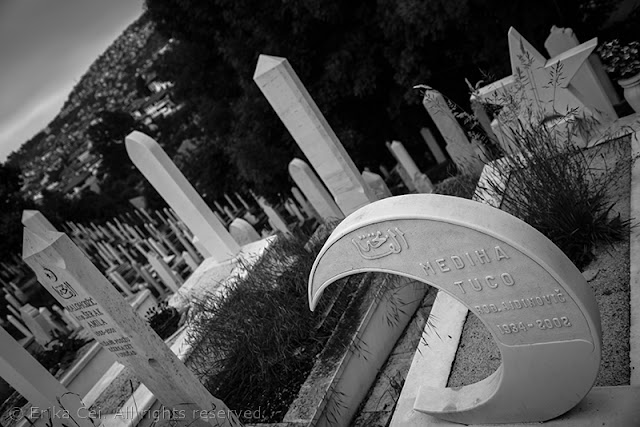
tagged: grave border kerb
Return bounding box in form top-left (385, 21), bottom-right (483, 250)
top-left (389, 116), bottom-right (640, 426)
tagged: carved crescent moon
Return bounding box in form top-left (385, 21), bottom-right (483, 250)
top-left (308, 195), bottom-right (601, 424)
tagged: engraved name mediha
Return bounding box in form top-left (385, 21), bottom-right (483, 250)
top-left (352, 227), bottom-right (408, 260)
top-left (420, 246), bottom-right (513, 294)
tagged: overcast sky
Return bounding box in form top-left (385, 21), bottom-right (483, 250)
top-left (0, 0), bottom-right (145, 162)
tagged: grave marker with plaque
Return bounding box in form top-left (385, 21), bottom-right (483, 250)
top-left (308, 194), bottom-right (601, 424)
top-left (22, 228), bottom-right (241, 427)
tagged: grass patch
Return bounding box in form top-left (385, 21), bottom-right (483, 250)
top-left (479, 120), bottom-right (633, 270)
top-left (185, 227), bottom-right (358, 423)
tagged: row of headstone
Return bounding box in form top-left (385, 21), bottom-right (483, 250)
top-left (10, 224), bottom-right (241, 427)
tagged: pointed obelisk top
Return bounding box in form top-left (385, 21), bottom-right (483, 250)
top-left (254, 54), bottom-right (287, 80)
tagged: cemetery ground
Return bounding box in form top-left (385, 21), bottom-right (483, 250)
top-left (2, 127), bottom-right (639, 427)
top-left (3, 19), bottom-right (640, 427)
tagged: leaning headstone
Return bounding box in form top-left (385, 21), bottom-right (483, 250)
top-left (388, 141), bottom-right (433, 193)
top-left (146, 252), bottom-right (182, 293)
top-left (362, 171), bottom-right (392, 199)
top-left (422, 89), bottom-right (485, 175)
top-left (255, 197), bottom-right (290, 235)
top-left (289, 158), bottom-right (344, 221)
top-left (7, 315), bottom-right (33, 339)
top-left (126, 131), bottom-right (240, 262)
top-left (229, 218), bottom-right (261, 246)
top-left (291, 186), bottom-right (317, 220)
top-left (254, 55), bottom-right (377, 215)
top-left (22, 228), bottom-right (240, 427)
top-left (20, 304), bottom-right (54, 346)
top-left (419, 128), bottom-right (447, 164)
top-left (308, 194), bottom-right (601, 424)
top-left (0, 326), bottom-right (95, 427)
top-left (544, 25), bottom-right (619, 121)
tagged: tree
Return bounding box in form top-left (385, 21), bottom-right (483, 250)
top-left (0, 163), bottom-right (33, 259)
top-left (144, 0), bottom-right (627, 198)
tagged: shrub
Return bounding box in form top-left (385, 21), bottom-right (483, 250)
top-left (146, 301), bottom-right (181, 340)
top-left (478, 118), bottom-right (633, 270)
top-left (185, 227), bottom-right (357, 423)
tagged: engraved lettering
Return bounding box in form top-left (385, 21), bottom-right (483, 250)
top-left (352, 227), bottom-right (408, 260)
top-left (485, 275), bottom-right (497, 288)
top-left (489, 304), bottom-right (498, 312)
top-left (420, 262), bottom-right (436, 276)
top-left (535, 297), bottom-right (543, 305)
top-left (494, 246), bottom-right (510, 260)
top-left (451, 255), bottom-right (465, 269)
top-left (553, 318), bottom-right (561, 327)
top-left (469, 278), bottom-right (482, 291)
top-left (482, 304), bottom-right (490, 313)
top-left (561, 316), bottom-right (572, 326)
top-left (475, 249), bottom-right (491, 264)
top-left (436, 258), bottom-right (450, 272)
top-left (501, 272), bottom-right (514, 286)
top-left (465, 252), bottom-right (476, 266)
top-left (555, 289), bottom-right (566, 302)
top-left (542, 295), bottom-right (552, 304)
top-left (513, 300), bottom-right (522, 309)
top-left (454, 281), bottom-right (465, 294)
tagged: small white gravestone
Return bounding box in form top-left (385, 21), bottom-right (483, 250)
top-left (22, 228), bottom-right (241, 427)
top-left (291, 186), bottom-right (317, 220)
top-left (126, 131), bottom-right (240, 262)
top-left (288, 199), bottom-right (306, 222)
top-left (229, 218), bottom-right (261, 246)
top-left (0, 326), bottom-right (95, 427)
top-left (544, 26), bottom-right (619, 121)
top-left (7, 315), bottom-right (33, 338)
top-left (256, 197), bottom-right (290, 235)
top-left (362, 170), bottom-right (392, 199)
top-left (308, 195), bottom-right (601, 424)
top-left (289, 158), bottom-right (344, 221)
top-left (421, 89), bottom-right (486, 175)
top-left (224, 193), bottom-right (240, 212)
top-left (235, 192), bottom-right (251, 210)
top-left (254, 55), bottom-right (377, 215)
top-left (146, 252), bottom-right (182, 293)
top-left (419, 127), bottom-right (447, 164)
top-left (388, 141), bottom-right (434, 193)
top-left (20, 304), bottom-right (55, 346)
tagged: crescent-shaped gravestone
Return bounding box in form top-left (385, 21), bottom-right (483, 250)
top-left (308, 194), bottom-right (601, 424)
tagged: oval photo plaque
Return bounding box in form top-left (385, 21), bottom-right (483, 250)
top-left (308, 195), bottom-right (601, 424)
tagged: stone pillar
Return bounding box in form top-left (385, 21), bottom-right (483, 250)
top-left (422, 89), bottom-right (485, 175)
top-left (289, 158), bottom-right (344, 221)
top-left (420, 128), bottom-right (447, 164)
top-left (229, 218), bottom-right (261, 246)
top-left (388, 141), bottom-right (433, 193)
top-left (362, 171), bottom-right (392, 199)
top-left (544, 26), bottom-right (620, 121)
top-left (254, 55), bottom-right (377, 215)
top-left (125, 131), bottom-right (240, 262)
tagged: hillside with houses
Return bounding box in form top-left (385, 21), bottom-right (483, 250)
top-left (8, 13), bottom-right (177, 204)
